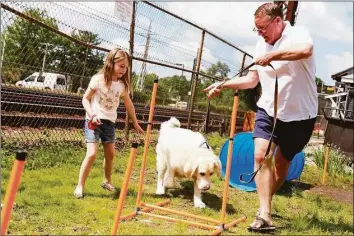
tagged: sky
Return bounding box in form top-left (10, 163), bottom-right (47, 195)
top-left (6, 1), bottom-right (351, 86)
top-left (159, 1), bottom-right (353, 86)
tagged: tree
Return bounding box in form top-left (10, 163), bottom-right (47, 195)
top-left (315, 76), bottom-right (323, 85)
top-left (195, 61), bottom-right (261, 112)
top-left (206, 61), bottom-right (230, 78)
top-left (159, 75), bottom-right (190, 102)
top-left (65, 30), bottom-right (104, 92)
top-left (140, 73), bottom-right (159, 93)
top-left (1, 8), bottom-right (60, 83)
top-left (1, 7), bottom-right (105, 93)
top-left (196, 61), bottom-right (233, 110)
top-left (131, 73), bottom-right (163, 104)
top-left (315, 76), bottom-right (324, 93)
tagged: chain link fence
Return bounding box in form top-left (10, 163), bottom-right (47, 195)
top-left (1, 1), bottom-right (255, 150)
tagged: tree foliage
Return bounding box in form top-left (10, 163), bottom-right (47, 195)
top-left (1, 8), bottom-right (104, 92)
top-left (1, 7), bottom-right (259, 112)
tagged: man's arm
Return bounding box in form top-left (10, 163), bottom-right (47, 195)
top-left (222, 70), bottom-right (260, 90)
top-left (203, 70), bottom-right (259, 99)
top-left (270, 43), bottom-right (313, 60)
top-left (255, 43), bottom-right (313, 66)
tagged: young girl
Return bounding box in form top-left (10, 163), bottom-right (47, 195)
top-left (74, 48), bottom-right (144, 198)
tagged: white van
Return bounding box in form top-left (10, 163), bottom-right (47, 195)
top-left (176, 101), bottom-right (188, 110)
top-left (16, 72), bottom-right (67, 91)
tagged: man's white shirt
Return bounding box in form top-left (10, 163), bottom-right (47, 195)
top-left (251, 21), bottom-right (318, 122)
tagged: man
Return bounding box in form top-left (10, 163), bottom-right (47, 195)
top-left (204, 3), bottom-right (317, 232)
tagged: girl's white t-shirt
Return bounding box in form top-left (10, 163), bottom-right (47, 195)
top-left (85, 74), bottom-right (125, 123)
top-left (251, 21), bottom-right (318, 122)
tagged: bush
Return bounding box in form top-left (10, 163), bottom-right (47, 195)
top-left (132, 90), bottom-right (150, 104)
top-left (132, 90), bottom-right (173, 105)
top-left (312, 145), bottom-right (352, 176)
top-left (195, 101), bottom-right (230, 115)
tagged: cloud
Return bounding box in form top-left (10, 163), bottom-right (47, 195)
top-left (72, 2), bottom-right (353, 87)
top-left (41, 2), bottom-right (352, 86)
top-left (320, 51), bottom-right (353, 85)
top-left (296, 2), bottom-right (353, 44)
top-left (162, 2), bottom-right (262, 44)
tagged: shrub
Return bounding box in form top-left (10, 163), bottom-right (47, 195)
top-left (312, 145), bottom-right (352, 176)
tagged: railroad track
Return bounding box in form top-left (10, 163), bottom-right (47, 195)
top-left (1, 85), bottom-right (245, 131)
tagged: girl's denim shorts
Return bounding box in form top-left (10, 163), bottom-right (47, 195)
top-left (84, 119), bottom-right (115, 143)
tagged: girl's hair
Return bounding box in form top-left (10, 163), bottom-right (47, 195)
top-left (99, 48), bottom-right (132, 95)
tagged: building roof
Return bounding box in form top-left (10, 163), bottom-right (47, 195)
top-left (341, 73), bottom-right (354, 84)
top-left (331, 67), bottom-right (354, 81)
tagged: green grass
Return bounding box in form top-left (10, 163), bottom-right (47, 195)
top-left (1, 132), bottom-right (353, 235)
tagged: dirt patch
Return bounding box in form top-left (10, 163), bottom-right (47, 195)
top-left (307, 186), bottom-right (353, 205)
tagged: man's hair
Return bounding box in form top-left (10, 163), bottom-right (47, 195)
top-left (254, 3), bottom-right (283, 19)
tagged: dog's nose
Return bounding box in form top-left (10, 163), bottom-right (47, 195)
top-left (202, 186), bottom-right (210, 190)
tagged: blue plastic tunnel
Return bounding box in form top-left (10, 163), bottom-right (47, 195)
top-left (219, 132), bottom-right (305, 192)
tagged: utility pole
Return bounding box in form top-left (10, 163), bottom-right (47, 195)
top-left (175, 63), bottom-right (184, 77)
top-left (137, 20), bottom-right (151, 91)
top-left (274, 1), bottom-right (299, 26)
top-left (41, 43), bottom-right (49, 72)
top-left (187, 56), bottom-right (197, 110)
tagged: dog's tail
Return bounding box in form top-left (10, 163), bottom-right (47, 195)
top-left (161, 117), bottom-right (181, 129)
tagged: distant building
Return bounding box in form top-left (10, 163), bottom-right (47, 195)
top-left (331, 67), bottom-right (354, 84)
top-left (323, 67), bottom-right (353, 160)
top-left (323, 67), bottom-right (354, 118)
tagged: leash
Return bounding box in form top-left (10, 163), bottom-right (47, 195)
top-left (213, 62), bottom-right (256, 90)
top-left (239, 64), bottom-right (278, 183)
top-left (209, 62), bottom-right (278, 183)
top-left (199, 141), bottom-right (211, 149)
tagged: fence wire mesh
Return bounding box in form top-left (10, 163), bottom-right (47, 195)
top-left (1, 1), bottom-right (254, 150)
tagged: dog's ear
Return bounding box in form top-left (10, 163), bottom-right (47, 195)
top-left (186, 162), bottom-right (199, 178)
top-left (214, 158), bottom-right (222, 177)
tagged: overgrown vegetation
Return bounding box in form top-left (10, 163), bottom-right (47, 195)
top-left (1, 133), bottom-right (353, 235)
top-left (311, 145), bottom-right (352, 177)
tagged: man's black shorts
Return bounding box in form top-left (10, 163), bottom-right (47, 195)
top-left (252, 107), bottom-right (315, 161)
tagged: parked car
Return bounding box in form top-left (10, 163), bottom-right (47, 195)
top-left (16, 72), bottom-right (67, 91)
top-left (176, 101), bottom-right (188, 110)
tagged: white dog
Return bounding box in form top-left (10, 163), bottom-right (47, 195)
top-left (155, 117), bottom-right (221, 208)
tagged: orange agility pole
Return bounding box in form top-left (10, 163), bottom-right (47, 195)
top-left (1, 150), bottom-right (28, 235)
top-left (140, 212), bottom-right (218, 230)
top-left (140, 202), bottom-right (221, 224)
top-left (209, 90), bottom-right (247, 235)
top-left (111, 79), bottom-right (163, 235)
top-left (111, 143), bottom-right (138, 235)
top-left (220, 91), bottom-right (239, 225)
top-left (136, 78), bottom-right (159, 209)
top-left (322, 144), bottom-right (330, 185)
top-left (119, 199), bottom-right (171, 222)
top-left (112, 70), bottom-right (250, 234)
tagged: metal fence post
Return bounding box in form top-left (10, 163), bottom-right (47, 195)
top-left (204, 83), bottom-right (212, 134)
top-left (187, 30), bottom-right (205, 129)
top-left (124, 1), bottom-right (136, 142)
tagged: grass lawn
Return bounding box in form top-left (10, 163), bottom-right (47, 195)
top-left (1, 132), bottom-right (353, 235)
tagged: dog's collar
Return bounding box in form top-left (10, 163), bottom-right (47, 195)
top-left (199, 141), bottom-right (210, 149)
